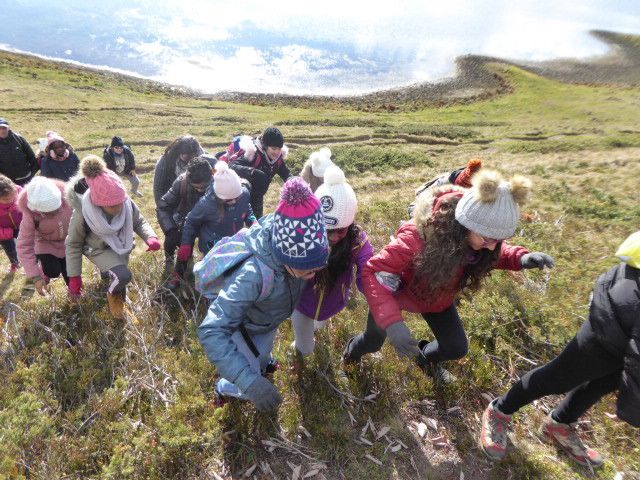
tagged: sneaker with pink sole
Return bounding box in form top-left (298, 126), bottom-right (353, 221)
top-left (541, 414), bottom-right (604, 468)
top-left (480, 399), bottom-right (513, 461)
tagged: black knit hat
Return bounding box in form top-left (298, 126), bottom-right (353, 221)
top-left (110, 136), bottom-right (125, 148)
top-left (261, 127), bottom-right (284, 148)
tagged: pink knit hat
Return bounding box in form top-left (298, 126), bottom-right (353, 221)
top-left (80, 155), bottom-right (127, 207)
top-left (213, 161), bottom-right (242, 200)
top-left (46, 131), bottom-right (65, 147)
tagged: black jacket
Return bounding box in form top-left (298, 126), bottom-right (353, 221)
top-left (153, 151), bottom-right (214, 205)
top-left (229, 144), bottom-right (291, 196)
top-left (103, 146), bottom-right (136, 175)
top-left (588, 262), bottom-right (640, 427)
top-left (0, 131), bottom-right (39, 185)
top-left (156, 174), bottom-right (206, 233)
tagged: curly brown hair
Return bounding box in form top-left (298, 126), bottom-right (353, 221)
top-left (0, 175), bottom-right (17, 198)
top-left (411, 194), bottom-right (500, 301)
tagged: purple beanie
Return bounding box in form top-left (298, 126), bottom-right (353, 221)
top-left (272, 177), bottom-right (329, 270)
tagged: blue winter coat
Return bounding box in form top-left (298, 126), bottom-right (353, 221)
top-left (181, 184), bottom-right (255, 254)
top-left (197, 215), bottom-right (306, 393)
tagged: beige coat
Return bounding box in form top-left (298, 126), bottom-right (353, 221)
top-left (65, 175), bottom-right (156, 276)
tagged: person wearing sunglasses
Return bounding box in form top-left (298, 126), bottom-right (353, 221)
top-left (175, 162), bottom-right (256, 273)
top-left (291, 165), bottom-right (373, 359)
top-left (343, 170), bottom-right (554, 384)
top-left (40, 131), bottom-right (80, 182)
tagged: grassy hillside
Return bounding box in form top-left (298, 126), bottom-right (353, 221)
top-left (0, 50), bottom-right (639, 479)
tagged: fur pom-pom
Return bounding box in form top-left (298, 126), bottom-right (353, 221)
top-left (467, 158), bottom-right (482, 172)
top-left (510, 175), bottom-right (532, 206)
top-left (238, 135), bottom-right (256, 160)
top-left (281, 144), bottom-right (289, 160)
top-left (214, 161), bottom-right (229, 174)
top-left (323, 165), bottom-right (345, 186)
top-left (281, 177), bottom-right (312, 205)
top-left (473, 170), bottom-right (502, 203)
top-left (80, 155), bottom-right (106, 179)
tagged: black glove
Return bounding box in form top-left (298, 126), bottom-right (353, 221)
top-left (244, 376), bottom-right (283, 412)
top-left (521, 252), bottom-right (555, 269)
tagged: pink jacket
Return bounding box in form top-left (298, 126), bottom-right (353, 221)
top-left (0, 185), bottom-right (23, 231)
top-left (16, 180), bottom-right (72, 279)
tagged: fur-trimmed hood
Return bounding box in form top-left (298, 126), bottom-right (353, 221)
top-left (412, 184), bottom-right (466, 237)
top-left (238, 135), bottom-right (288, 163)
top-left (17, 179), bottom-right (67, 216)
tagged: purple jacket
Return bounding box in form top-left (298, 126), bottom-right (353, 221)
top-left (296, 228), bottom-right (374, 321)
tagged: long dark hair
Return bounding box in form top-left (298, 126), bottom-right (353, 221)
top-left (314, 223), bottom-right (361, 293)
top-left (163, 135), bottom-right (203, 162)
top-left (411, 194), bottom-right (500, 301)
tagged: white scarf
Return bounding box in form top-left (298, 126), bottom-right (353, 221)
top-left (81, 193), bottom-right (134, 255)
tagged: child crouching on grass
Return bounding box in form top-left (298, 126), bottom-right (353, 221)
top-left (0, 174), bottom-right (23, 273)
top-left (65, 155), bottom-right (160, 319)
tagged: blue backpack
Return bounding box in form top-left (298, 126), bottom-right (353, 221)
top-left (193, 228), bottom-right (274, 301)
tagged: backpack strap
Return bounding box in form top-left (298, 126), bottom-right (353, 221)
top-left (255, 258), bottom-right (274, 302)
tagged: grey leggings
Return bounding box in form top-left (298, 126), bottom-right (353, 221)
top-left (104, 264), bottom-right (132, 294)
top-left (291, 309), bottom-right (329, 356)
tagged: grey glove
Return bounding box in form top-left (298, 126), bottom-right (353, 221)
top-left (521, 252), bottom-right (555, 269)
top-left (386, 321), bottom-right (419, 358)
top-left (244, 375), bottom-right (283, 412)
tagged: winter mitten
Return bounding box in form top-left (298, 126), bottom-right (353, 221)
top-left (244, 375), bottom-right (283, 412)
top-left (0, 227), bottom-right (14, 241)
top-left (68, 276), bottom-right (83, 298)
top-left (454, 158), bottom-right (482, 188)
top-left (386, 321), bottom-right (419, 358)
top-left (521, 252), bottom-right (555, 269)
top-left (145, 237), bottom-right (161, 252)
top-left (177, 244), bottom-right (193, 262)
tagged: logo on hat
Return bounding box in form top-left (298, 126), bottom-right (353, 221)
top-left (324, 215), bottom-right (338, 226)
top-left (320, 196), bottom-right (333, 212)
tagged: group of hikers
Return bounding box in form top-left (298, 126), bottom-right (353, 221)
top-left (0, 117), bottom-right (638, 469)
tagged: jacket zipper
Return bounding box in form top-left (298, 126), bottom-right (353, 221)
top-left (314, 288), bottom-right (325, 321)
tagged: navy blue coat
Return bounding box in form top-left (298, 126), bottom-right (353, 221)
top-left (181, 185), bottom-right (256, 254)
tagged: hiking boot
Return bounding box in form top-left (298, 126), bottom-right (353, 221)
top-left (541, 414), bottom-right (604, 468)
top-left (264, 359), bottom-right (280, 378)
top-left (480, 399), bottom-right (512, 461)
top-left (416, 340), bottom-right (456, 385)
top-left (107, 293), bottom-right (126, 320)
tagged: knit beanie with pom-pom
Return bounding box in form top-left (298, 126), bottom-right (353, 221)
top-left (81, 155), bottom-right (127, 207)
top-left (454, 158), bottom-right (482, 188)
top-left (314, 165), bottom-right (357, 229)
top-left (310, 147), bottom-right (334, 178)
top-left (213, 161), bottom-right (242, 200)
top-left (455, 170), bottom-right (531, 240)
top-left (272, 177), bottom-right (329, 270)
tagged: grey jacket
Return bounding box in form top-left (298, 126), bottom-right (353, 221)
top-left (65, 175), bottom-right (156, 276)
top-left (197, 215), bottom-right (305, 393)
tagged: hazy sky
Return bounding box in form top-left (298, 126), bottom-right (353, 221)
top-left (1, 0), bottom-right (639, 94)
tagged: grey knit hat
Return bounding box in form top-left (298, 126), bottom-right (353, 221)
top-left (455, 170), bottom-right (531, 240)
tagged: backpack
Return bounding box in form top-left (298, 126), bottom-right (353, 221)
top-left (193, 228), bottom-right (274, 301)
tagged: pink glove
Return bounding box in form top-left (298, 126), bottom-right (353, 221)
top-left (68, 276), bottom-right (83, 298)
top-left (0, 227), bottom-right (14, 241)
top-left (177, 244), bottom-right (193, 262)
top-left (146, 237), bottom-right (161, 252)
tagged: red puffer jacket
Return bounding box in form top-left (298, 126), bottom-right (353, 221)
top-left (363, 219), bottom-right (529, 330)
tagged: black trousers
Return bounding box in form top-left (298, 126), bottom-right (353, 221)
top-left (163, 227), bottom-right (182, 260)
top-left (36, 254), bottom-right (69, 285)
top-left (0, 238), bottom-right (18, 265)
top-left (496, 321), bottom-right (622, 424)
top-left (346, 304), bottom-right (469, 364)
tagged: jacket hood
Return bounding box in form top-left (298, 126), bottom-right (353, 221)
top-left (243, 214), bottom-right (285, 272)
top-left (412, 184), bottom-right (466, 238)
top-left (17, 179), bottom-right (67, 215)
top-left (65, 174), bottom-right (87, 211)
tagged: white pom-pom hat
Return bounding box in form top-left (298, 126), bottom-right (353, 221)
top-left (314, 165), bottom-right (358, 229)
top-left (213, 161), bottom-right (242, 200)
top-left (310, 147), bottom-right (334, 177)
